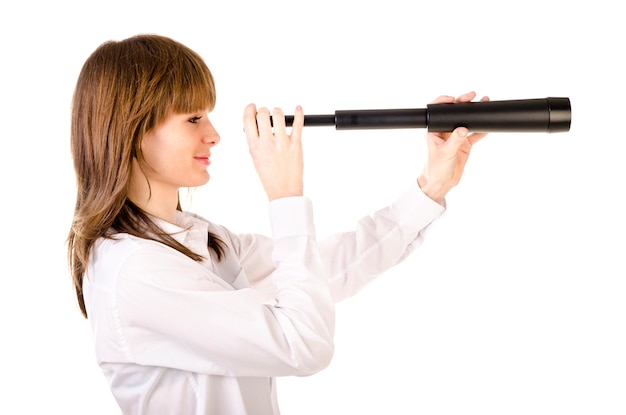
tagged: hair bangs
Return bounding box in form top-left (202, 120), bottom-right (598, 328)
top-left (170, 50), bottom-right (216, 115)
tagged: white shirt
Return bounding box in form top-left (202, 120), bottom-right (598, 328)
top-left (83, 184), bottom-right (445, 415)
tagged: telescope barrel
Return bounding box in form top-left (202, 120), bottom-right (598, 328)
top-left (279, 97), bottom-right (571, 133)
top-left (427, 97), bottom-right (571, 133)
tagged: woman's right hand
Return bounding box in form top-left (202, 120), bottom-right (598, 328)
top-left (244, 104), bottom-right (305, 201)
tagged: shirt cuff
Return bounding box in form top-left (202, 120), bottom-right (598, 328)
top-left (268, 196), bottom-right (316, 240)
top-left (390, 182), bottom-right (447, 229)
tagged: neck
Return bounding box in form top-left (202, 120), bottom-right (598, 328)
top-left (128, 158), bottom-right (179, 224)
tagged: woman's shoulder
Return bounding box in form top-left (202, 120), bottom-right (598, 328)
top-left (88, 232), bottom-right (206, 288)
top-left (90, 233), bottom-right (161, 273)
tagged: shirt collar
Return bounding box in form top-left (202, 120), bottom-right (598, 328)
top-left (151, 211), bottom-right (209, 246)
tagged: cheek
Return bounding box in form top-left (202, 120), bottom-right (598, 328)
top-left (148, 149), bottom-right (184, 176)
top-left (142, 136), bottom-right (177, 170)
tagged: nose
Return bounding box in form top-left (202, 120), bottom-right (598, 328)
top-left (202, 118), bottom-right (220, 146)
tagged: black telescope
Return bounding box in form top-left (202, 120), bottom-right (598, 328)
top-left (276, 97), bottom-right (571, 133)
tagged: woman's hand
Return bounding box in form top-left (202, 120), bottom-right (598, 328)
top-left (244, 104), bottom-right (305, 201)
top-left (417, 91), bottom-right (489, 203)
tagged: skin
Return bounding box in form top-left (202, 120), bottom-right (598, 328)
top-left (128, 109), bottom-right (220, 223)
top-left (129, 91), bottom-right (488, 223)
top-left (243, 105), bottom-right (305, 201)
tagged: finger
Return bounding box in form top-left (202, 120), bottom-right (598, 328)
top-left (290, 105), bottom-right (304, 142)
top-left (256, 107), bottom-right (273, 138)
top-left (426, 127), bottom-right (452, 147)
top-left (243, 103), bottom-right (258, 132)
top-left (271, 107), bottom-right (286, 138)
top-left (455, 91), bottom-right (477, 103)
top-left (467, 131), bottom-right (489, 146)
top-left (244, 103), bottom-right (259, 146)
top-left (429, 95), bottom-right (455, 105)
top-left (443, 127), bottom-right (469, 154)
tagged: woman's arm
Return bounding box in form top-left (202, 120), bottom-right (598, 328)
top-left (319, 182), bottom-right (445, 301)
top-left (229, 182), bottom-right (443, 302)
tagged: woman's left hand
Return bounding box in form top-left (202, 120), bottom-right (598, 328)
top-left (417, 91), bottom-right (489, 203)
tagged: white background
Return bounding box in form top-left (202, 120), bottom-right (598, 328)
top-left (1, 1), bottom-right (624, 414)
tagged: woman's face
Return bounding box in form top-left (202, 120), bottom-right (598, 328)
top-left (138, 109), bottom-right (220, 192)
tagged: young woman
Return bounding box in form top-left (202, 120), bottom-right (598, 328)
top-left (67, 33), bottom-right (488, 414)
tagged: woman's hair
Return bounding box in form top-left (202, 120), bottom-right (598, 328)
top-left (68, 34), bottom-right (225, 318)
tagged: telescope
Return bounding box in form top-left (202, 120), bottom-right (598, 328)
top-left (275, 97), bottom-right (571, 133)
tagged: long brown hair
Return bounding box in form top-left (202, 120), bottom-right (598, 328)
top-left (68, 34), bottom-right (225, 318)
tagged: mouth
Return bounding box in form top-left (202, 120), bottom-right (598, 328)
top-left (194, 155), bottom-right (211, 166)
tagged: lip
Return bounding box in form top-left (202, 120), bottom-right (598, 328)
top-left (194, 155), bottom-right (211, 166)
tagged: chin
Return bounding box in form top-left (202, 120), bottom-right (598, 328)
top-left (193, 173), bottom-right (211, 187)
top-left (181, 177), bottom-right (210, 189)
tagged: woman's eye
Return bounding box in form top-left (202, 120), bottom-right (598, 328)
top-left (189, 116), bottom-right (202, 124)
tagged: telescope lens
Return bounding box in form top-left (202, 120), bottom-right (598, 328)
top-left (547, 97), bottom-right (571, 133)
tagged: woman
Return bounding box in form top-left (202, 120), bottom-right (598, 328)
top-left (67, 33), bottom-right (487, 414)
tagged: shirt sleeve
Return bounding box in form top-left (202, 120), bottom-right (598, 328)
top-left (230, 183), bottom-right (445, 302)
top-left (91, 196), bottom-right (335, 378)
top-left (320, 182), bottom-right (445, 301)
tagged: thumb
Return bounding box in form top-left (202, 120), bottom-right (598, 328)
top-left (444, 127), bottom-right (469, 154)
